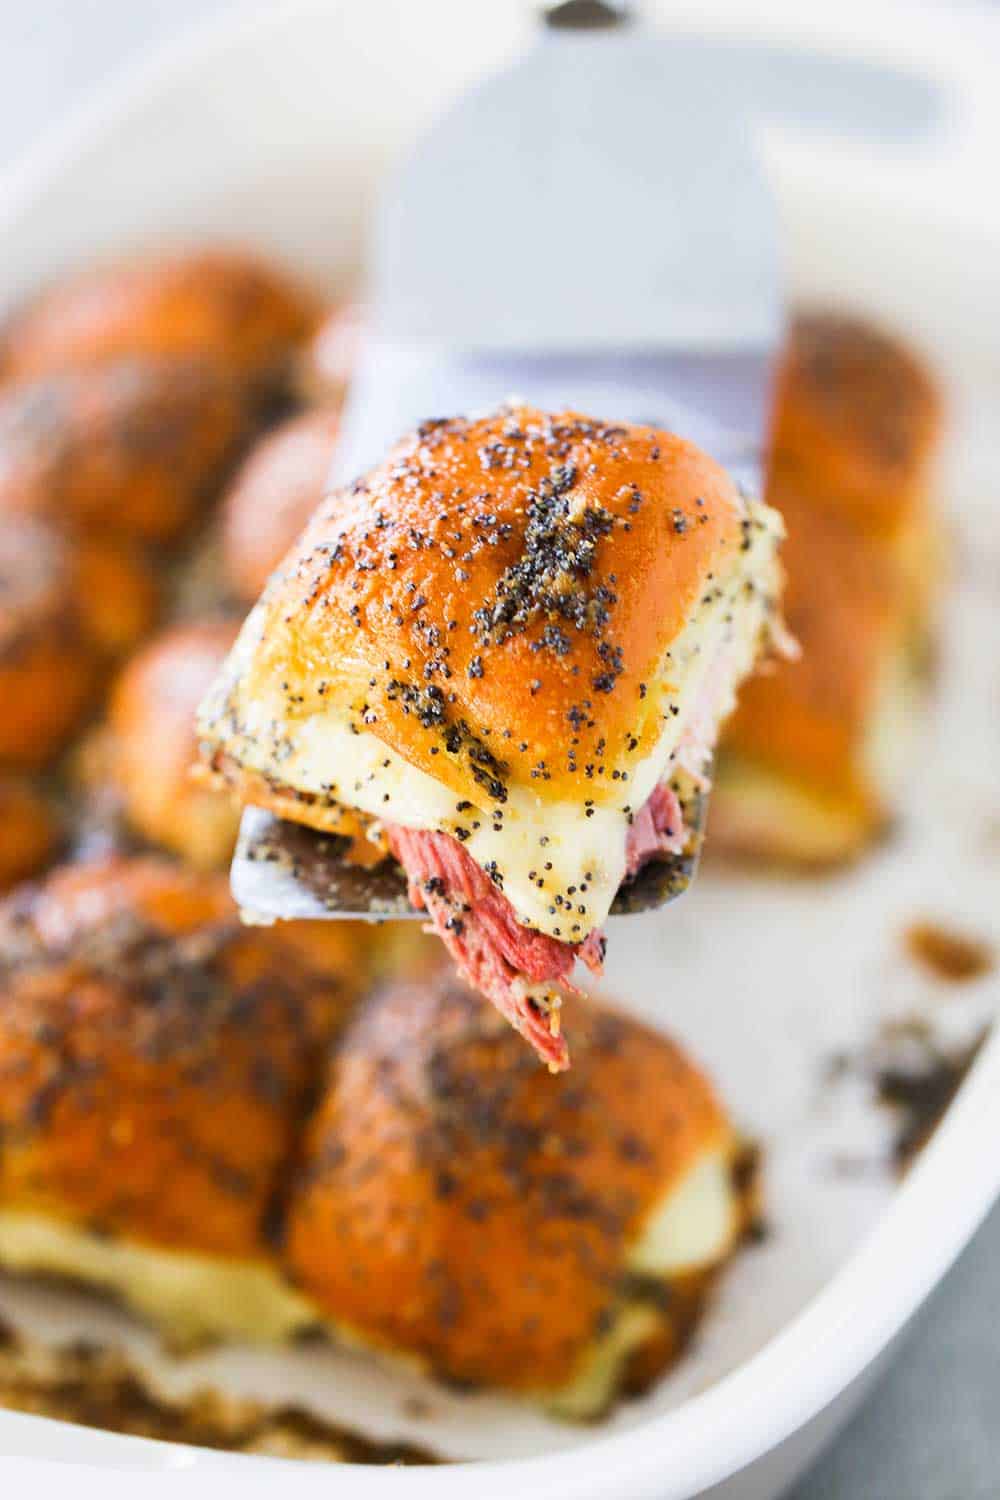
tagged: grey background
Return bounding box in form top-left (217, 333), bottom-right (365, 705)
top-left (1, 2), bottom-right (997, 1495)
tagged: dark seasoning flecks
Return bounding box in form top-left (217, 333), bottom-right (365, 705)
top-left (380, 414), bottom-right (664, 919)
top-left (303, 977), bottom-right (686, 1374)
top-left (0, 891), bottom-right (346, 1222)
top-left (292, 413), bottom-right (668, 770)
top-left (415, 419), bottom-right (639, 766)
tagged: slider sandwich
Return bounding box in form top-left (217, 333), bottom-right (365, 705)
top-left (0, 858), bottom-right (365, 1345)
top-left (714, 314), bottom-right (942, 864)
top-left (198, 406), bottom-right (786, 1069)
top-left (285, 971), bottom-right (757, 1419)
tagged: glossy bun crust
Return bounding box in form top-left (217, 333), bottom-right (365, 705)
top-left (219, 406), bottom-right (748, 810)
top-left (716, 313), bottom-right (941, 859)
top-left (221, 407), bottom-right (341, 602)
top-left (109, 620), bottom-right (240, 868)
top-left (0, 779), bottom-right (60, 892)
top-left (721, 480), bottom-right (905, 813)
top-left (0, 859), bottom-right (366, 1260)
top-left (770, 312), bottom-right (941, 535)
top-left (286, 974), bottom-right (731, 1394)
top-left (0, 359), bottom-right (250, 544)
top-left (0, 249), bottom-right (320, 389)
top-left (0, 517), bottom-right (158, 769)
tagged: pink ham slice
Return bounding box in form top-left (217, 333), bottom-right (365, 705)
top-left (624, 780), bottom-right (686, 876)
top-left (385, 778), bottom-right (686, 1069)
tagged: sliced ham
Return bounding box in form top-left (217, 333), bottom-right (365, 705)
top-left (385, 777), bottom-right (687, 1070)
top-left (624, 781), bottom-right (686, 877)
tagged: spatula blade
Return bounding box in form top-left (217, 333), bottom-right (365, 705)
top-left (232, 792), bottom-right (706, 924)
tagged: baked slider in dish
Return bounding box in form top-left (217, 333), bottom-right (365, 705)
top-left (107, 619), bottom-right (241, 869)
top-left (199, 405), bottom-right (785, 1068)
top-left (0, 248), bottom-right (319, 395)
top-left (0, 857), bottom-right (366, 1345)
top-left (0, 516), bottom-right (158, 769)
top-left (220, 408), bottom-right (342, 603)
top-left (0, 357), bottom-right (250, 545)
top-left (762, 311), bottom-right (941, 547)
top-left (714, 313), bottom-right (942, 865)
top-left (285, 971), bottom-right (756, 1419)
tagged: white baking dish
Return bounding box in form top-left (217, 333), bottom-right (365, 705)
top-left (0, 3), bottom-right (997, 1496)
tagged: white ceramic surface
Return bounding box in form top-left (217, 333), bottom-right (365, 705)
top-left (0, 3), bottom-right (997, 1496)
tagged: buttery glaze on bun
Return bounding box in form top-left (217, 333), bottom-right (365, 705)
top-left (220, 407), bottom-right (341, 602)
top-left (714, 313), bottom-right (942, 866)
top-left (0, 858), bottom-right (369, 1341)
top-left (0, 517), bottom-right (158, 769)
top-left (720, 482), bottom-right (904, 837)
top-left (0, 779), bottom-right (60, 891)
top-left (769, 312), bottom-right (941, 535)
top-left (286, 973), bottom-right (750, 1416)
top-left (0, 249), bottom-right (320, 390)
top-left (0, 359), bottom-right (250, 544)
top-left (108, 620), bottom-right (241, 868)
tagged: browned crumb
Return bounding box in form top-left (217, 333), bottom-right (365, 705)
top-left (904, 921), bottom-right (995, 984)
top-left (876, 1031), bottom-right (985, 1171)
top-left (825, 1017), bottom-right (990, 1177)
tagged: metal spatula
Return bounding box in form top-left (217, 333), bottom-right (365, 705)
top-left (232, 1), bottom-right (939, 922)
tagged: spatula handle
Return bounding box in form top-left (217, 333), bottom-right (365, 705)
top-left (544, 1), bottom-right (631, 30)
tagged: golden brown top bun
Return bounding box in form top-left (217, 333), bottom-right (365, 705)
top-left (221, 408), bottom-right (341, 602)
top-left (771, 312), bottom-right (941, 533)
top-left (225, 406), bottom-right (749, 808)
top-left (0, 359), bottom-right (250, 544)
top-left (0, 517), bottom-right (158, 769)
top-left (109, 620), bottom-right (241, 868)
top-left (285, 973), bottom-right (730, 1393)
top-left (0, 858), bottom-right (366, 1259)
top-left (0, 249), bottom-right (320, 389)
top-left (0, 779), bottom-right (60, 892)
top-left (722, 478), bottom-right (904, 802)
